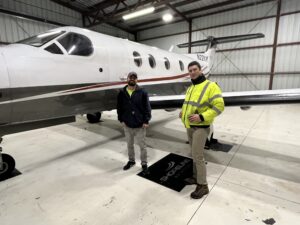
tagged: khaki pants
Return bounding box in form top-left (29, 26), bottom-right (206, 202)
top-left (124, 126), bottom-right (147, 165)
top-left (187, 127), bottom-right (210, 185)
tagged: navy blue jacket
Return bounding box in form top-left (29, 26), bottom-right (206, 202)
top-left (117, 85), bottom-right (152, 128)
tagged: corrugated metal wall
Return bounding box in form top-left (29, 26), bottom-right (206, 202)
top-left (274, 0), bottom-right (300, 89)
top-left (142, 33), bottom-right (189, 54)
top-left (139, 0), bottom-right (300, 91)
top-left (139, 21), bottom-right (188, 40)
top-left (91, 23), bottom-right (135, 40)
top-left (0, 0), bottom-right (134, 42)
top-left (0, 12), bottom-right (57, 43)
top-left (0, 0), bottom-right (82, 26)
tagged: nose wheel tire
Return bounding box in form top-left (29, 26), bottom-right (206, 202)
top-left (0, 154), bottom-right (16, 181)
top-left (87, 112), bottom-right (102, 123)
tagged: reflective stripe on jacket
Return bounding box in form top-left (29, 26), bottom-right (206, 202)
top-left (181, 79), bottom-right (224, 128)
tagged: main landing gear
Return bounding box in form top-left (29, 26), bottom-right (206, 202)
top-left (87, 112), bottom-right (102, 123)
top-left (0, 137), bottom-right (16, 181)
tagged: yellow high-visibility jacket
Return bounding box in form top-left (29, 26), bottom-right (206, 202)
top-left (181, 79), bottom-right (224, 128)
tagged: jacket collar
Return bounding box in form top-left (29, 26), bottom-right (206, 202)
top-left (191, 75), bottom-right (206, 85)
top-left (123, 84), bottom-right (141, 92)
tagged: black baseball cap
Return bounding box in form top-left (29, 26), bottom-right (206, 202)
top-left (127, 71), bottom-right (138, 79)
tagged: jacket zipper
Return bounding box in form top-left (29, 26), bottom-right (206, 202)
top-left (183, 85), bottom-right (195, 126)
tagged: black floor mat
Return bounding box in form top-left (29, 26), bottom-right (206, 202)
top-left (0, 169), bottom-right (22, 182)
top-left (138, 153), bottom-right (193, 192)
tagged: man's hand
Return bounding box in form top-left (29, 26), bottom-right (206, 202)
top-left (179, 111), bottom-right (182, 118)
top-left (188, 114), bottom-right (201, 123)
top-left (142, 123), bottom-right (149, 128)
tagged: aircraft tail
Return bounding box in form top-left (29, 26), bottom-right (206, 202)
top-left (184, 49), bottom-right (215, 76)
top-left (179, 33), bottom-right (264, 76)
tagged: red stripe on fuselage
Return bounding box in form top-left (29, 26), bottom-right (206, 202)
top-left (63, 73), bottom-right (189, 93)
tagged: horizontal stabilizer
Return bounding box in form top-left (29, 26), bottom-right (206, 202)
top-left (177, 33), bottom-right (264, 48)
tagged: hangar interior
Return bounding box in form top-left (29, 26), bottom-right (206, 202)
top-left (0, 0), bottom-right (300, 224)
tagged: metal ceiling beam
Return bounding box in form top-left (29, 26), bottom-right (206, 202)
top-left (133, 0), bottom-right (245, 28)
top-left (86, 0), bottom-right (175, 27)
top-left (135, 0), bottom-right (275, 31)
top-left (188, 20), bottom-right (192, 53)
top-left (269, 0), bottom-right (281, 90)
top-left (153, 0), bottom-right (204, 15)
top-left (86, 0), bottom-right (155, 17)
top-left (88, 0), bottom-right (124, 13)
top-left (185, 0), bottom-right (244, 16)
top-left (135, 0), bottom-right (205, 17)
top-left (51, 0), bottom-right (134, 34)
top-left (192, 0), bottom-right (275, 19)
top-left (50, 0), bottom-right (86, 12)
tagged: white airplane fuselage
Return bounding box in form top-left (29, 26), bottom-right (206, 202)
top-left (0, 27), bottom-right (206, 127)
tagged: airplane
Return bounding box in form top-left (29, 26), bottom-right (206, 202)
top-left (1, 26), bottom-right (300, 180)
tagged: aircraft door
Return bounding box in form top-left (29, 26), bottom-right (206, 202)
top-left (107, 40), bottom-right (129, 82)
top-left (96, 46), bottom-right (109, 82)
top-left (0, 52), bottom-right (11, 125)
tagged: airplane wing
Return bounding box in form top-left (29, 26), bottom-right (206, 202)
top-left (149, 89), bottom-right (300, 109)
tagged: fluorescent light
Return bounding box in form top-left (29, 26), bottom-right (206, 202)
top-left (163, 13), bottom-right (173, 22)
top-left (16, 16), bottom-right (26, 20)
top-left (122, 7), bottom-right (155, 20)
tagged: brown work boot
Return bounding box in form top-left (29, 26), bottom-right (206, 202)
top-left (190, 184), bottom-right (209, 199)
top-left (184, 177), bottom-right (197, 185)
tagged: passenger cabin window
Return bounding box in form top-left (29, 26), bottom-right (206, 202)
top-left (133, 51), bottom-right (142, 67)
top-left (44, 43), bottom-right (63, 54)
top-left (148, 54), bottom-right (156, 68)
top-left (17, 30), bottom-right (65, 47)
top-left (179, 60), bottom-right (184, 71)
top-left (164, 57), bottom-right (170, 70)
top-left (58, 32), bottom-right (93, 56)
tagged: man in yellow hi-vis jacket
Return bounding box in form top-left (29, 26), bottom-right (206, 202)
top-left (180, 61), bottom-right (224, 199)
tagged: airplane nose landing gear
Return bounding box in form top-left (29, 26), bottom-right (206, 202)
top-left (0, 138), bottom-right (16, 181)
top-left (87, 112), bottom-right (102, 123)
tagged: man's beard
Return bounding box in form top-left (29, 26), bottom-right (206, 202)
top-left (128, 80), bottom-right (136, 86)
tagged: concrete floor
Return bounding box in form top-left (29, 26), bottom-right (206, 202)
top-left (0, 105), bottom-right (300, 225)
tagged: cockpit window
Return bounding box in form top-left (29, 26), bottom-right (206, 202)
top-left (44, 43), bottom-right (63, 55)
top-left (17, 30), bottom-right (65, 47)
top-left (58, 32), bottom-right (93, 56)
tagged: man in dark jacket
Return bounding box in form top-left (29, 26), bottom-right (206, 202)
top-left (117, 72), bottom-right (152, 173)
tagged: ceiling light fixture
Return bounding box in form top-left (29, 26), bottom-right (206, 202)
top-left (163, 13), bottom-right (173, 22)
top-left (122, 7), bottom-right (155, 20)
